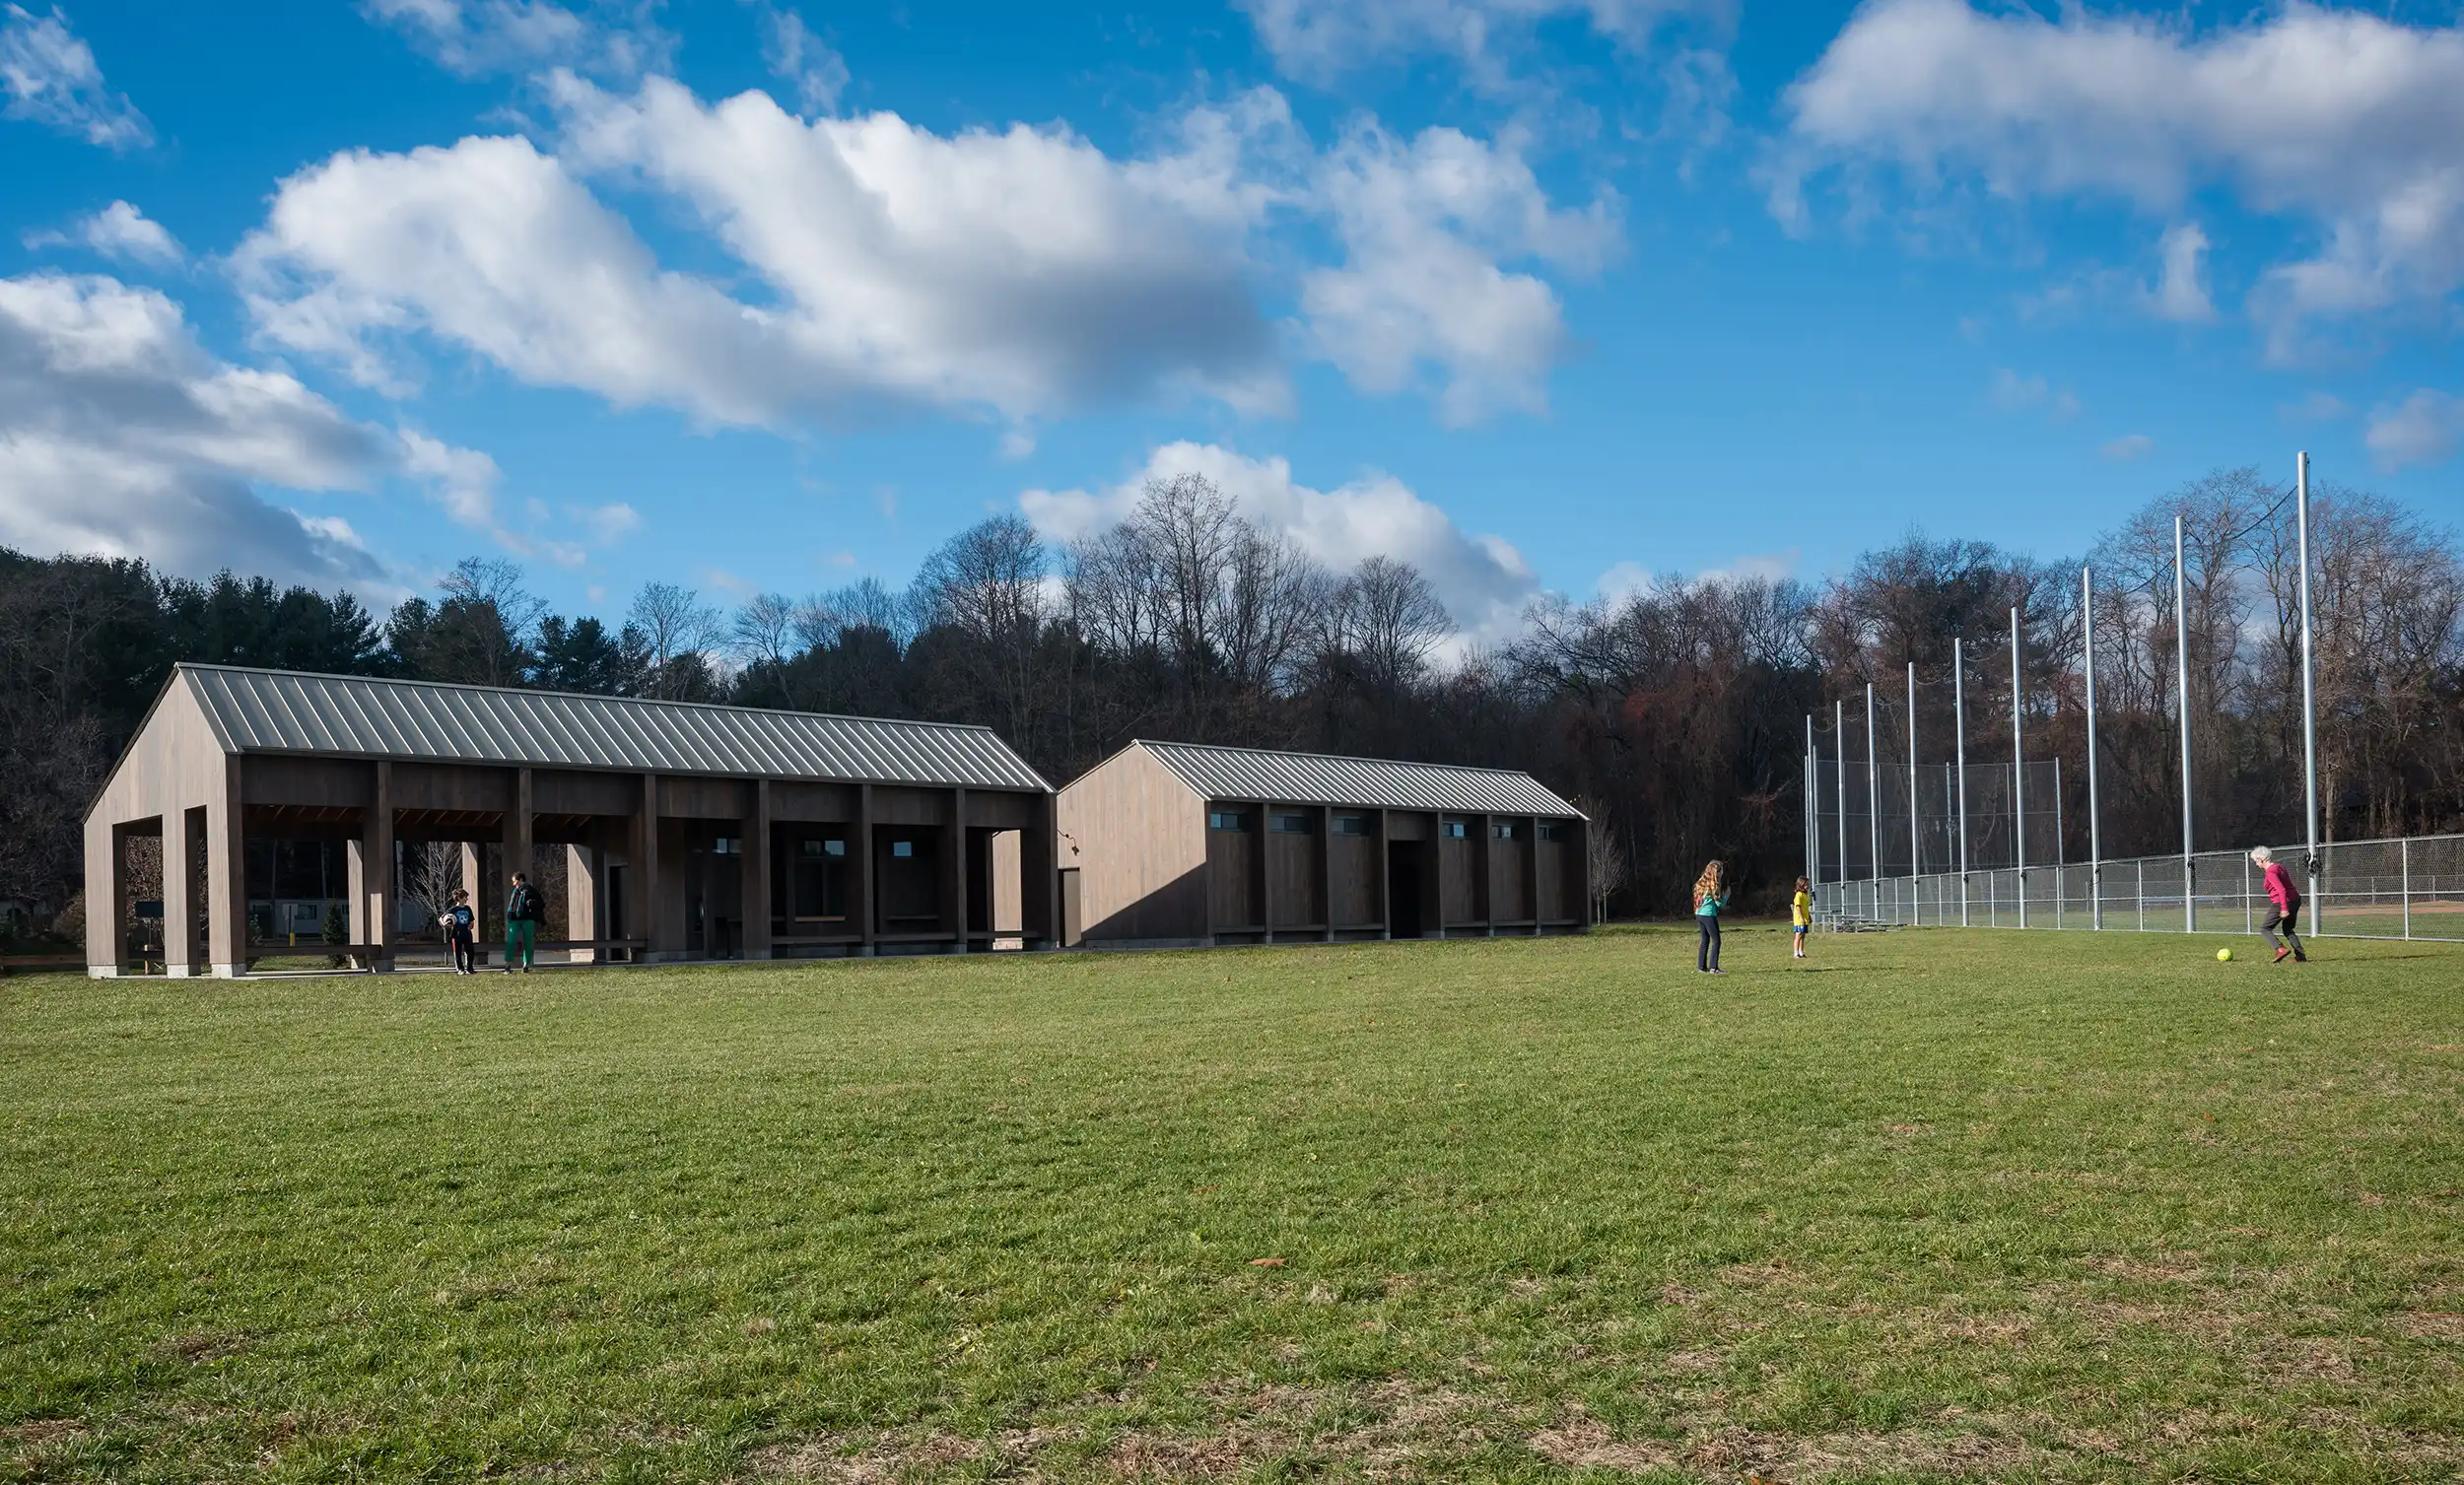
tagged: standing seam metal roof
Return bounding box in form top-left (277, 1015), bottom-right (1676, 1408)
top-left (176, 665), bottom-right (1052, 790)
top-left (1131, 740), bottom-right (1582, 818)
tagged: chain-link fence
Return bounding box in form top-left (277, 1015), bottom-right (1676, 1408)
top-left (1815, 832), bottom-right (2464, 942)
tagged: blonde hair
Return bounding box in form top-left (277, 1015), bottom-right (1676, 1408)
top-left (1692, 860), bottom-right (1726, 907)
top-left (2250, 845), bottom-right (2274, 866)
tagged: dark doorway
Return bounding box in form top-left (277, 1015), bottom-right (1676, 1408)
top-left (1388, 842), bottom-right (1424, 938)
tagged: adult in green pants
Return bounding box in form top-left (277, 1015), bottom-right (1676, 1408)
top-left (504, 871), bottom-right (543, 973)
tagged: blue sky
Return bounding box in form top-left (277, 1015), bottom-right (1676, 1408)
top-left (4, 0), bottom-right (2459, 641)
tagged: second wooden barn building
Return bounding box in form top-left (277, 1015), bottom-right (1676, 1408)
top-left (1057, 740), bottom-right (1589, 948)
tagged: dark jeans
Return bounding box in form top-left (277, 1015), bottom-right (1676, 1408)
top-left (448, 932), bottom-right (475, 973)
top-left (1697, 914), bottom-right (1721, 972)
top-left (2261, 903), bottom-right (2304, 955)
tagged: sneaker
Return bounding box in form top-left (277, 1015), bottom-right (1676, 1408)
top-left (2293, 950), bottom-right (2307, 962)
top-left (2273, 946), bottom-right (2292, 964)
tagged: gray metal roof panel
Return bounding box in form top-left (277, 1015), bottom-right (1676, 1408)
top-left (175, 665), bottom-right (1052, 791)
top-left (1132, 740), bottom-right (1582, 818)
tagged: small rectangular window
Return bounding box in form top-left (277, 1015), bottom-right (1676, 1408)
top-left (1442, 818), bottom-right (1471, 840)
top-left (713, 837), bottom-right (741, 854)
top-left (1539, 822), bottom-right (1569, 843)
top-left (803, 838), bottom-right (849, 857)
top-left (1331, 814), bottom-right (1369, 837)
top-left (892, 840), bottom-right (915, 858)
top-left (1270, 812), bottom-right (1315, 835)
top-left (1492, 821), bottom-right (1520, 841)
top-left (1208, 809), bottom-right (1252, 832)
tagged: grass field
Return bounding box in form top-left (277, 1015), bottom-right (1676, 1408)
top-left (5, 925), bottom-right (2462, 1483)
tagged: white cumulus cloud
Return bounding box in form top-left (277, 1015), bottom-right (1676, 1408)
top-left (1773, 0), bottom-right (2464, 354)
top-left (2364, 389), bottom-right (2464, 472)
top-left (1304, 122), bottom-right (1618, 424)
top-left (23, 199), bottom-right (181, 265)
top-left (0, 3), bottom-right (151, 149)
top-left (1240, 0), bottom-right (1728, 88)
top-left (361, 0), bottom-right (668, 78)
top-left (2147, 222), bottom-right (2214, 323)
top-left (0, 272), bottom-right (386, 585)
top-left (1021, 441), bottom-right (1540, 645)
top-left (757, 3), bottom-right (847, 115)
top-left (236, 80), bottom-right (1289, 426)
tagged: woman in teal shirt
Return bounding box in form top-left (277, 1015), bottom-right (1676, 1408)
top-left (1692, 859), bottom-right (1728, 975)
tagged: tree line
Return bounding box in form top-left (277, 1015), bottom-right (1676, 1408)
top-left (3, 467), bottom-right (2457, 937)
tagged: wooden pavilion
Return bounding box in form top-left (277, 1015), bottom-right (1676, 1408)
top-left (83, 665), bottom-right (1058, 975)
top-left (1056, 740), bottom-right (1589, 948)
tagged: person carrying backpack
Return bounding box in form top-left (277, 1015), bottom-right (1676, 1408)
top-left (444, 888), bottom-right (477, 975)
top-left (505, 871), bottom-right (543, 974)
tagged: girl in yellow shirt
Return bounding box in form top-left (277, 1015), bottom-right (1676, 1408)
top-left (1791, 876), bottom-right (1813, 959)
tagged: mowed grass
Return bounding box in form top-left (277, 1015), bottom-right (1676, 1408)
top-left (4, 926), bottom-right (2463, 1483)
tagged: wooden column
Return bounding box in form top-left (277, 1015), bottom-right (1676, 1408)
top-left (856, 783), bottom-right (876, 956)
top-left (83, 811), bottom-right (119, 975)
top-left (205, 755), bottom-right (248, 975)
top-left (364, 761), bottom-right (394, 971)
top-left (633, 773), bottom-right (659, 963)
top-left (1256, 801), bottom-right (1272, 943)
top-left (744, 778), bottom-right (772, 961)
top-left (1526, 815), bottom-right (1542, 934)
top-left (1023, 791), bottom-right (1058, 949)
top-left (1431, 812), bottom-right (1448, 938)
top-left (1469, 817), bottom-right (1488, 935)
top-left (506, 766), bottom-right (534, 897)
top-left (163, 808), bottom-right (197, 977)
top-left (948, 786), bottom-right (969, 952)
top-left (1378, 809), bottom-right (1393, 940)
top-left (565, 843), bottom-right (597, 964)
top-left (1319, 805), bottom-right (1335, 940)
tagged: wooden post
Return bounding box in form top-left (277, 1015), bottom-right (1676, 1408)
top-left (82, 810), bottom-right (116, 975)
top-left (744, 778), bottom-right (772, 961)
top-left (366, 761), bottom-right (393, 970)
top-left (565, 843), bottom-right (597, 964)
top-left (1378, 809), bottom-right (1392, 940)
top-left (206, 755), bottom-right (248, 976)
top-left (163, 808), bottom-right (196, 977)
top-left (1479, 813), bottom-right (1496, 936)
top-left (1432, 811), bottom-right (1449, 939)
top-left (1024, 791), bottom-right (1058, 949)
top-left (634, 773), bottom-right (659, 963)
top-left (1320, 804), bottom-right (1335, 941)
top-left (506, 766), bottom-right (534, 909)
top-left (948, 786), bottom-right (969, 953)
top-left (1256, 801), bottom-right (1271, 942)
top-left (856, 782), bottom-right (876, 957)
top-left (1525, 816), bottom-right (1541, 934)
top-left (1572, 817), bottom-right (1592, 930)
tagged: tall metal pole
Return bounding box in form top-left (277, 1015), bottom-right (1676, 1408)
top-left (1866, 683), bottom-right (1881, 885)
top-left (1906, 661), bottom-right (1919, 880)
top-left (1954, 639), bottom-right (1969, 926)
top-left (1806, 713), bottom-right (1818, 892)
top-left (2298, 451), bottom-right (2321, 912)
top-left (2175, 513), bottom-right (2195, 932)
top-left (2012, 605), bottom-right (2026, 929)
top-left (1835, 698), bottom-right (1849, 902)
top-left (2084, 566), bottom-right (2102, 930)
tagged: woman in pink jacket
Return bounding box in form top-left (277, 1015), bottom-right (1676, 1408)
top-left (2250, 845), bottom-right (2308, 964)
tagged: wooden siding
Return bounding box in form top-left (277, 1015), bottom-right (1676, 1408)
top-left (1205, 817), bottom-right (1260, 930)
top-left (770, 780), bottom-right (857, 822)
top-left (532, 769), bottom-right (640, 817)
top-left (1329, 825), bottom-right (1382, 928)
top-left (1055, 745), bottom-right (1208, 943)
top-left (1266, 810), bottom-right (1324, 928)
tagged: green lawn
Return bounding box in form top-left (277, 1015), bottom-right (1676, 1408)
top-left (5, 925), bottom-right (2462, 1483)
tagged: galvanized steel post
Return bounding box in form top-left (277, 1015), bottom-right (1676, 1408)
top-left (1954, 639), bottom-right (1969, 927)
top-left (2083, 565), bottom-right (2102, 930)
top-left (2298, 451), bottom-right (2321, 911)
top-left (2175, 513), bottom-right (2195, 933)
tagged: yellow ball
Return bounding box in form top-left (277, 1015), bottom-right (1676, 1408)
top-left (2216, 947), bottom-right (2233, 962)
